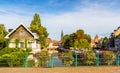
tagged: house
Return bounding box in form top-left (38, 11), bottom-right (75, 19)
top-left (5, 24), bottom-right (41, 53)
top-left (91, 35), bottom-right (99, 48)
top-left (113, 27), bottom-right (120, 50)
top-left (108, 26), bottom-right (120, 51)
top-left (46, 38), bottom-right (60, 49)
top-left (46, 38), bottom-right (60, 54)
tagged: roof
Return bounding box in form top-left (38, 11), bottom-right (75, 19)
top-left (46, 38), bottom-right (60, 46)
top-left (46, 38), bottom-right (52, 43)
top-left (31, 30), bottom-right (39, 35)
top-left (112, 26), bottom-right (120, 37)
top-left (8, 29), bottom-right (13, 32)
top-left (52, 40), bottom-right (60, 46)
top-left (5, 24), bottom-right (37, 39)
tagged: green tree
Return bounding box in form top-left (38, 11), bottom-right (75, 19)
top-left (5, 39), bottom-right (10, 48)
top-left (30, 13), bottom-right (49, 49)
top-left (74, 39), bottom-right (91, 49)
top-left (76, 29), bottom-right (84, 40)
top-left (102, 37), bottom-right (108, 48)
top-left (63, 29), bottom-right (91, 49)
top-left (0, 24), bottom-right (8, 49)
top-left (63, 33), bottom-right (76, 49)
top-left (84, 34), bottom-right (91, 43)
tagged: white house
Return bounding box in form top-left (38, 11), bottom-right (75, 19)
top-left (5, 24), bottom-right (41, 53)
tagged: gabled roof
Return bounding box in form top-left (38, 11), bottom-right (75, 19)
top-left (5, 24), bottom-right (37, 39)
top-left (112, 26), bottom-right (120, 37)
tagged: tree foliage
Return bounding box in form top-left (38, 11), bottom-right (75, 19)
top-left (83, 50), bottom-right (96, 65)
top-left (74, 39), bottom-right (91, 49)
top-left (39, 51), bottom-right (50, 67)
top-left (84, 34), bottom-right (91, 43)
top-left (63, 33), bottom-right (76, 49)
top-left (30, 13), bottom-right (49, 48)
top-left (59, 51), bottom-right (74, 66)
top-left (0, 47), bottom-right (28, 67)
top-left (0, 24), bottom-right (8, 49)
top-left (101, 51), bottom-right (115, 65)
top-left (102, 37), bottom-right (108, 48)
top-left (76, 29), bottom-right (84, 40)
top-left (63, 29), bottom-right (91, 49)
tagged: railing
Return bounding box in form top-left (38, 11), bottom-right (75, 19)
top-left (0, 54), bottom-right (120, 68)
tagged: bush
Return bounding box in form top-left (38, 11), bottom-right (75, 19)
top-left (60, 51), bottom-right (74, 66)
top-left (81, 50), bottom-right (96, 65)
top-left (39, 51), bottom-right (50, 67)
top-left (26, 48), bottom-right (32, 52)
top-left (0, 47), bottom-right (28, 67)
top-left (26, 59), bottom-right (34, 67)
top-left (0, 54), bottom-right (15, 67)
top-left (101, 51), bottom-right (115, 65)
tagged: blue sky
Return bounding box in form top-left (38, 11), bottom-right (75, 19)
top-left (0, 0), bottom-right (120, 40)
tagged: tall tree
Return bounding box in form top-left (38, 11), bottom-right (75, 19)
top-left (30, 13), bottom-right (49, 48)
top-left (76, 29), bottom-right (84, 41)
top-left (0, 24), bottom-right (8, 49)
top-left (84, 34), bottom-right (91, 43)
top-left (63, 29), bottom-right (92, 49)
top-left (63, 33), bottom-right (76, 49)
top-left (102, 37), bottom-right (108, 48)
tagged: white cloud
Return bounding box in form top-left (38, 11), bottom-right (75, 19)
top-left (1, 1), bottom-right (120, 40)
top-left (41, 5), bottom-right (120, 40)
top-left (0, 14), bottom-right (32, 29)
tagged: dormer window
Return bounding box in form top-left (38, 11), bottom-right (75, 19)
top-left (20, 31), bottom-right (24, 36)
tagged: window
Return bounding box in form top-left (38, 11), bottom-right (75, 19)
top-left (20, 42), bottom-right (24, 48)
top-left (28, 42), bottom-right (32, 48)
top-left (9, 42), bottom-right (15, 48)
top-left (20, 31), bottom-right (24, 36)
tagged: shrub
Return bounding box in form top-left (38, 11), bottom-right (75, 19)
top-left (26, 48), bottom-right (32, 52)
top-left (101, 51), bottom-right (115, 65)
top-left (0, 47), bottom-right (28, 67)
top-left (1, 54), bottom-right (16, 67)
top-left (82, 50), bottom-right (96, 65)
top-left (26, 59), bottom-right (34, 67)
top-left (11, 51), bottom-right (27, 66)
top-left (60, 51), bottom-right (74, 66)
top-left (39, 51), bottom-right (50, 67)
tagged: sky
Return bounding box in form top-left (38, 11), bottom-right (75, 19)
top-left (0, 0), bottom-right (120, 40)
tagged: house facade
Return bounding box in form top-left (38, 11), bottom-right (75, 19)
top-left (5, 24), bottom-right (41, 52)
top-left (108, 27), bottom-right (120, 51)
top-left (46, 38), bottom-right (59, 54)
top-left (113, 27), bottom-right (120, 50)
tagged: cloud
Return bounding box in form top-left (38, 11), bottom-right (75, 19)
top-left (1, 0), bottom-right (120, 40)
top-left (41, 3), bottom-right (120, 39)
